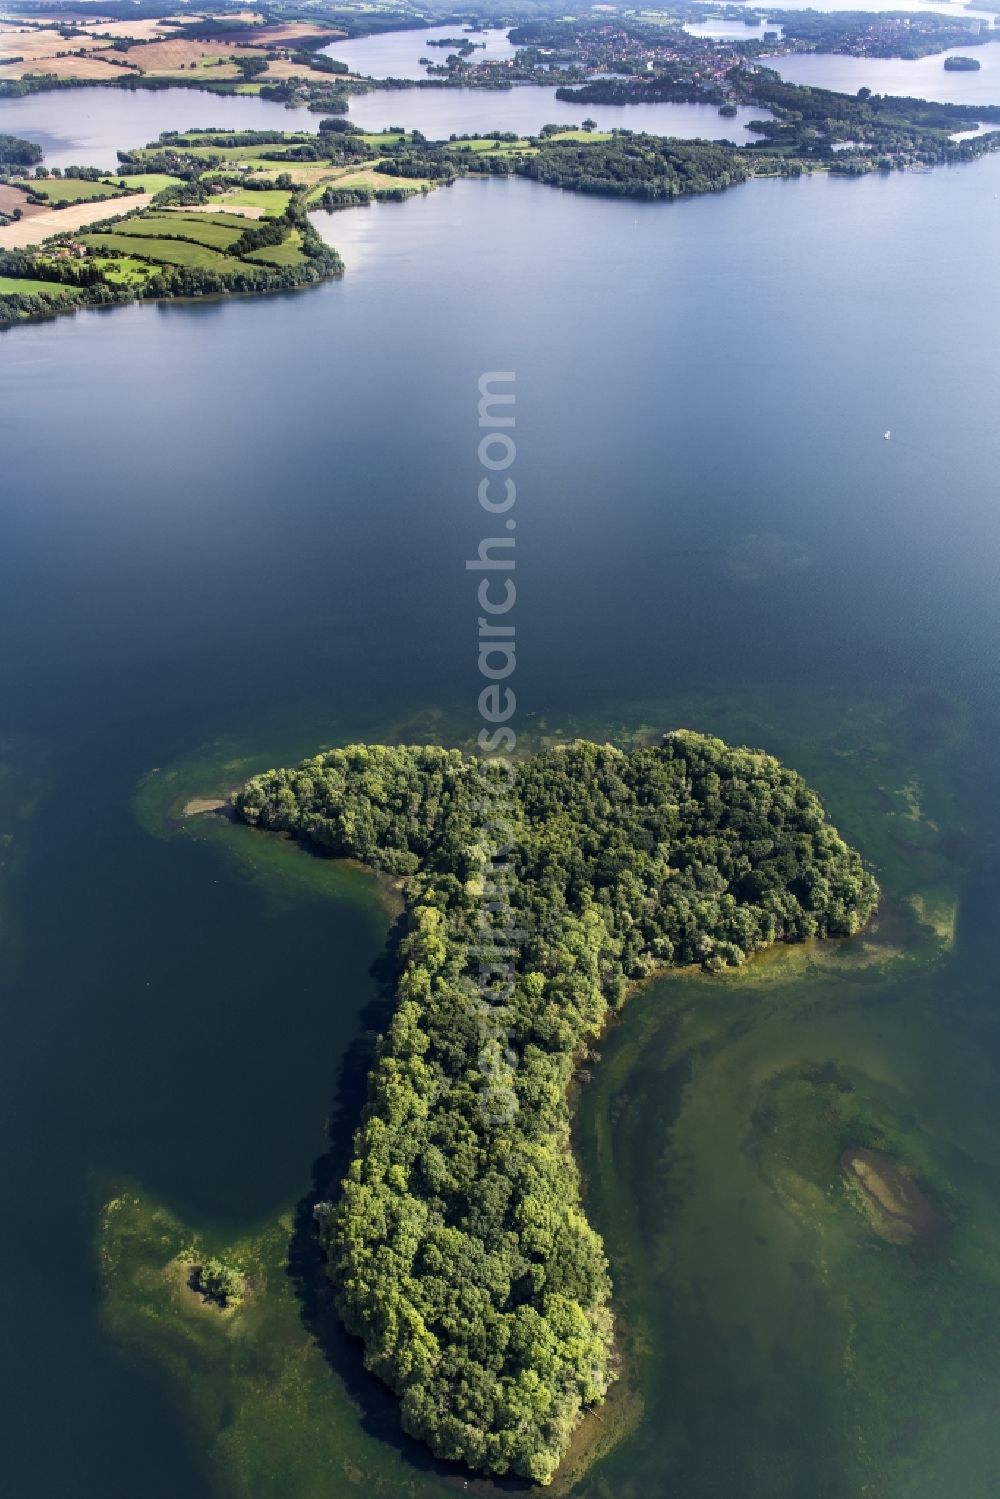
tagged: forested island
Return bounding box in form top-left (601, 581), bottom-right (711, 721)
top-left (233, 732), bottom-right (878, 1483)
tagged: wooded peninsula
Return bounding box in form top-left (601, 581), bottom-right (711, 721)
top-left (233, 732), bottom-right (878, 1483)
top-left (4, 59), bottom-right (1000, 329)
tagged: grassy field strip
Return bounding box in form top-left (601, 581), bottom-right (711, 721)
top-left (244, 229), bottom-right (303, 266)
top-left (169, 141), bottom-right (311, 162)
top-left (88, 255), bottom-right (161, 286)
top-left (80, 232), bottom-right (236, 270)
top-left (112, 173), bottom-right (182, 194)
top-left (107, 213), bottom-right (249, 249)
top-left (0, 193), bottom-right (154, 250)
top-left (447, 131), bottom-right (615, 159)
top-left (0, 273), bottom-right (78, 298)
top-left (169, 132), bottom-right (314, 148)
top-left (168, 202), bottom-right (267, 220)
top-left (303, 166), bottom-right (434, 205)
top-left (11, 177), bottom-right (128, 205)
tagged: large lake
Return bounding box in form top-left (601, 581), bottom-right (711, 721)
top-left (2, 73), bottom-right (1000, 1499)
top-left (343, 86), bottom-right (769, 138)
top-left (322, 24), bottom-right (517, 80)
top-left (0, 85), bottom-right (770, 169)
top-left (767, 42), bottom-right (1000, 104)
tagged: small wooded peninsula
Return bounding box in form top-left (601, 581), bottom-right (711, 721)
top-left (233, 732), bottom-right (878, 1484)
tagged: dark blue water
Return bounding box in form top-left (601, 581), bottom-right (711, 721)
top-left (1, 146), bottom-right (1000, 1496)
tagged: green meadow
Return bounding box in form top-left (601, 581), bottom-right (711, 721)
top-left (0, 273), bottom-right (78, 298)
top-left (112, 172), bottom-right (184, 194)
top-left (245, 229), bottom-right (307, 267)
top-left (14, 176), bottom-right (127, 204)
top-left (210, 187), bottom-right (291, 214)
top-left (448, 131), bottom-right (614, 158)
top-left (80, 232), bottom-right (237, 271)
top-left (87, 255), bottom-right (161, 286)
top-left (105, 211), bottom-right (250, 250)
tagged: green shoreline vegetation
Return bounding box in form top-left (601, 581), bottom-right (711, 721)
top-left (5, 36), bottom-right (1000, 328)
top-left (102, 686), bottom-right (976, 1495)
top-left (231, 731), bottom-right (877, 1482)
top-left (4, 94), bottom-right (1000, 330)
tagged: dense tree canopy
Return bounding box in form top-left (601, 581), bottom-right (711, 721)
top-left (236, 733), bottom-right (877, 1483)
top-left (518, 134), bottom-right (755, 200)
top-left (195, 1257), bottom-right (244, 1308)
top-left (0, 133), bottom-right (43, 170)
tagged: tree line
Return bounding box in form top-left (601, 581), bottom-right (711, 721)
top-left (234, 732), bottom-right (878, 1483)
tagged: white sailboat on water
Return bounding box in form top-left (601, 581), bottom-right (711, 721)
top-left (884, 430), bottom-right (892, 441)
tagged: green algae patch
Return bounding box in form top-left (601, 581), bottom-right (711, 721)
top-left (120, 684), bottom-right (988, 1495)
top-left (907, 890), bottom-right (958, 949)
top-left (575, 934), bottom-right (1000, 1499)
top-left (98, 1189), bottom-right (460, 1499)
top-left (132, 740), bottom-right (401, 929)
top-left (749, 1061), bottom-right (957, 1248)
top-left (97, 1182), bottom-right (644, 1499)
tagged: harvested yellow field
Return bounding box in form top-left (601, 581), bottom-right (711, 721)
top-left (76, 19), bottom-right (175, 43)
top-left (0, 183), bottom-right (44, 220)
top-left (0, 193), bottom-right (153, 249)
top-left (0, 51), bottom-right (127, 80)
top-left (125, 38), bottom-right (268, 74)
top-left (249, 22), bottom-right (345, 43)
top-left (0, 23), bottom-right (108, 62)
top-left (260, 58), bottom-right (314, 80)
top-left (0, 23), bottom-right (115, 75)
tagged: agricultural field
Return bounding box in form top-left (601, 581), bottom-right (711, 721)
top-left (163, 140), bottom-right (314, 162)
top-left (244, 228), bottom-right (307, 266)
top-left (86, 255), bottom-right (160, 287)
top-left (79, 231), bottom-right (239, 271)
top-left (0, 192), bottom-right (154, 249)
top-left (0, 273), bottom-right (77, 297)
top-left (246, 21), bottom-right (345, 44)
top-left (304, 167), bottom-right (434, 204)
top-left (450, 136), bottom-right (536, 155)
top-left (113, 174), bottom-right (184, 195)
top-left (105, 211), bottom-right (250, 250)
top-left (122, 38), bottom-right (267, 79)
top-left (0, 182), bottom-right (42, 219)
top-left (0, 12), bottom-right (345, 87)
top-left (446, 131), bottom-right (614, 159)
top-left (13, 177), bottom-right (129, 205)
top-left (2, 54), bottom-right (128, 81)
top-left (0, 120), bottom-right (465, 325)
top-left (0, 20), bottom-right (113, 79)
top-left (206, 187), bottom-right (292, 214)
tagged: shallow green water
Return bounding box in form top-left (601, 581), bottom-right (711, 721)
top-left (1, 154), bottom-right (1000, 1496)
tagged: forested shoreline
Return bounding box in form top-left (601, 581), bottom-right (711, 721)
top-left (234, 733), bottom-right (878, 1482)
top-left (6, 52), bottom-right (1000, 331)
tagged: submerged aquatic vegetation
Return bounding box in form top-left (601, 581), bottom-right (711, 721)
top-left (233, 731), bottom-right (877, 1482)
